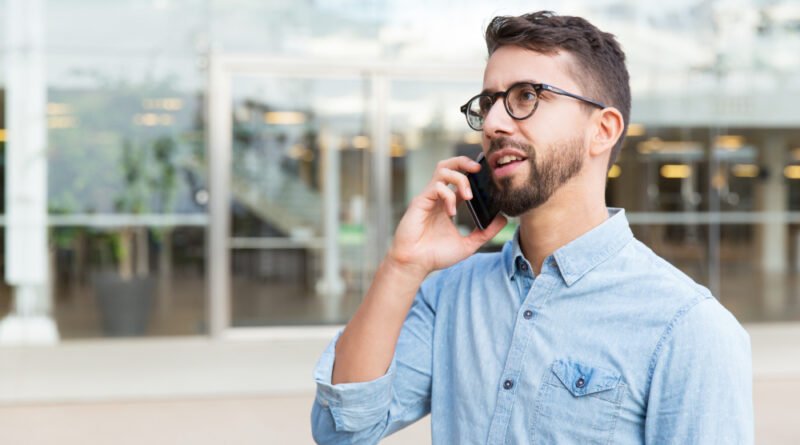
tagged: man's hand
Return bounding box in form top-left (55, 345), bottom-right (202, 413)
top-left (387, 156), bottom-right (507, 277)
top-left (331, 156), bottom-right (506, 386)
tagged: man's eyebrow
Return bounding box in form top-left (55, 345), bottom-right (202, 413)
top-left (480, 79), bottom-right (540, 95)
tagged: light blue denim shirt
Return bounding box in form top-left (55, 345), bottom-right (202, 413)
top-left (311, 208), bottom-right (753, 444)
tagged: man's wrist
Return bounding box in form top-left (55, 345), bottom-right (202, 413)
top-left (382, 253), bottom-right (429, 285)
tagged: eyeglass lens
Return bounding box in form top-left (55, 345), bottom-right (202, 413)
top-left (466, 83), bottom-right (539, 130)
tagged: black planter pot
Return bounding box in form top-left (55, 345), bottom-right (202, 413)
top-left (93, 272), bottom-right (155, 337)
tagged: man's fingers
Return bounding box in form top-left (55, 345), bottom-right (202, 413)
top-left (435, 156), bottom-right (482, 175)
top-left (435, 167), bottom-right (473, 200)
top-left (465, 214), bottom-right (508, 248)
top-left (433, 182), bottom-right (457, 216)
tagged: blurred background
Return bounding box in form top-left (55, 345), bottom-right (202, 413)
top-left (0, 0), bottom-right (798, 443)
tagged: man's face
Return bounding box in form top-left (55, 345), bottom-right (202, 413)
top-left (481, 45), bottom-right (591, 216)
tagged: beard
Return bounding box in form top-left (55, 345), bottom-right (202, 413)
top-left (487, 135), bottom-right (584, 217)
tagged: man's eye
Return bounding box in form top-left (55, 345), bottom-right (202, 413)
top-left (515, 88), bottom-right (537, 102)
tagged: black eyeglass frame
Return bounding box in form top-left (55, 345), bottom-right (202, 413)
top-left (459, 82), bottom-right (607, 131)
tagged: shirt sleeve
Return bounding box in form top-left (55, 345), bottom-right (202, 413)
top-left (644, 297), bottom-right (754, 444)
top-left (310, 278), bottom-right (437, 444)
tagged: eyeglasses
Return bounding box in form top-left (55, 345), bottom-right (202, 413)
top-left (459, 82), bottom-right (606, 131)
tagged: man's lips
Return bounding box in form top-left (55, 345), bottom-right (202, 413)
top-left (492, 159), bottom-right (526, 179)
top-left (488, 148), bottom-right (529, 179)
top-left (488, 148), bottom-right (529, 169)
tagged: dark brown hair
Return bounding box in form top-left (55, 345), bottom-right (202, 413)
top-left (485, 11), bottom-right (630, 170)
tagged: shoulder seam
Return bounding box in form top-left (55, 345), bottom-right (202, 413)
top-left (646, 295), bottom-right (712, 387)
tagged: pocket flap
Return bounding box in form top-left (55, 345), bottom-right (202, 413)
top-left (550, 359), bottom-right (621, 397)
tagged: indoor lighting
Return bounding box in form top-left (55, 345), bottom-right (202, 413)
top-left (287, 144), bottom-right (314, 162)
top-left (46, 103), bottom-right (72, 115)
top-left (636, 137), bottom-right (663, 154)
top-left (264, 111), bottom-right (306, 125)
top-left (785, 165), bottom-right (800, 179)
top-left (608, 164), bottom-right (622, 178)
top-left (390, 144), bottom-right (406, 157)
top-left (133, 113), bottom-right (174, 126)
top-left (0, 129), bottom-right (5, 142)
top-left (660, 164), bottom-right (692, 179)
top-left (352, 135), bottom-right (370, 149)
top-left (714, 135), bottom-right (745, 151)
top-left (47, 116), bottom-right (79, 129)
top-left (731, 164), bottom-right (760, 178)
top-left (142, 98), bottom-right (183, 111)
top-left (626, 124), bottom-right (645, 137)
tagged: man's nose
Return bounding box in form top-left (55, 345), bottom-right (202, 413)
top-left (482, 98), bottom-right (514, 137)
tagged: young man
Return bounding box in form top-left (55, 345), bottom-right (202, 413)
top-left (311, 11), bottom-right (753, 444)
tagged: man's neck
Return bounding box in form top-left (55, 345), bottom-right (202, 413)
top-left (517, 182), bottom-right (610, 275)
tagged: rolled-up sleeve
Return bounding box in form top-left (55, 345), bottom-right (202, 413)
top-left (311, 277), bottom-right (438, 444)
top-left (645, 297), bottom-right (754, 444)
top-left (312, 331), bottom-right (397, 433)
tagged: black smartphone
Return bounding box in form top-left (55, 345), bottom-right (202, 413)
top-left (464, 153), bottom-right (499, 230)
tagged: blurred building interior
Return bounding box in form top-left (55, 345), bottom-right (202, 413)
top-left (2, 0), bottom-right (800, 341)
top-left (1, 0), bottom-right (800, 442)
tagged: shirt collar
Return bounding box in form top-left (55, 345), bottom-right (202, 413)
top-left (504, 207), bottom-right (634, 286)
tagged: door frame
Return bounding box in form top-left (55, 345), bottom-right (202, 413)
top-left (205, 53), bottom-right (482, 338)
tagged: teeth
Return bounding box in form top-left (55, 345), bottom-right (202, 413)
top-left (498, 155), bottom-right (521, 166)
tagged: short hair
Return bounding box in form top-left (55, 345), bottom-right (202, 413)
top-left (485, 11), bottom-right (630, 170)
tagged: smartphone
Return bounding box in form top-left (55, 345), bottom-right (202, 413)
top-left (464, 153), bottom-right (499, 230)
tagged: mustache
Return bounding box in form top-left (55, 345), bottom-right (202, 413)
top-left (487, 136), bottom-right (534, 160)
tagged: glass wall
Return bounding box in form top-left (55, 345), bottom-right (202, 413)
top-left (45, 2), bottom-right (207, 338)
top-left (0, 0), bottom-right (799, 341)
top-left (0, 0), bottom-right (7, 324)
top-left (228, 75), bottom-right (371, 326)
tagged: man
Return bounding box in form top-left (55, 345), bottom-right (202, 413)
top-left (311, 11), bottom-right (753, 444)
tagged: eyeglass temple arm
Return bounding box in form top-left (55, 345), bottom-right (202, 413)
top-left (540, 84), bottom-right (606, 109)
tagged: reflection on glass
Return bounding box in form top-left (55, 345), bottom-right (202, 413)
top-left (51, 226), bottom-right (206, 338)
top-left (44, 54), bottom-right (207, 338)
top-left (389, 80), bottom-right (487, 242)
top-left (229, 76), bottom-right (370, 326)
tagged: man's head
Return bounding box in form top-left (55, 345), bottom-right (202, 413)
top-left (475, 11), bottom-right (630, 216)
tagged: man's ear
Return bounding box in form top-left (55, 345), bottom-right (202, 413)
top-left (588, 107), bottom-right (624, 158)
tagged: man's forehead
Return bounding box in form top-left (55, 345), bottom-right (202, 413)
top-left (482, 46), bottom-right (579, 91)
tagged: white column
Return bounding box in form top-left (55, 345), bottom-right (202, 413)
top-left (0, 0), bottom-right (58, 344)
top-left (316, 133), bottom-right (345, 307)
top-left (206, 54), bottom-right (232, 339)
top-left (758, 135), bottom-right (787, 317)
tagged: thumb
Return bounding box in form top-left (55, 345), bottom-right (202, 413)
top-left (464, 214), bottom-right (508, 251)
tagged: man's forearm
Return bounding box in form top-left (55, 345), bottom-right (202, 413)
top-left (331, 257), bottom-right (428, 385)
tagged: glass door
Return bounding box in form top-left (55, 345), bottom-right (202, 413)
top-left (227, 75), bottom-right (370, 327)
top-left (206, 55), bottom-right (379, 336)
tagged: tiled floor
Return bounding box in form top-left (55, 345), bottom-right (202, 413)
top-left (0, 380), bottom-right (797, 445)
top-left (0, 324), bottom-right (799, 444)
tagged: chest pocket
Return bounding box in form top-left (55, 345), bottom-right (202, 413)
top-left (531, 359), bottom-right (625, 445)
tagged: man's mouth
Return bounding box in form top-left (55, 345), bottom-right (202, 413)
top-left (493, 154), bottom-right (528, 178)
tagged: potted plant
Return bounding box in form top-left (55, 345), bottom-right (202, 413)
top-left (91, 138), bottom-right (154, 336)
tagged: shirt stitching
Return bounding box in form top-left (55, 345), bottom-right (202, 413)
top-left (645, 295), bottom-right (710, 388)
top-left (493, 274), bottom-right (557, 443)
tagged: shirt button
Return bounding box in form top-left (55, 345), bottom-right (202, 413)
top-left (575, 377), bottom-right (586, 389)
top-left (520, 262), bottom-right (528, 272)
top-left (523, 310), bottom-right (533, 320)
top-left (503, 379), bottom-right (513, 390)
